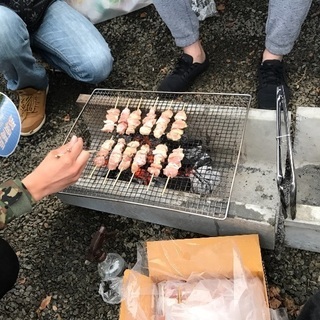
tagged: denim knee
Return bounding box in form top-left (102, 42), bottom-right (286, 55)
top-left (76, 51), bottom-right (114, 84)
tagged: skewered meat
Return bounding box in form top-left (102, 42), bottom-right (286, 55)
top-left (131, 144), bottom-right (150, 174)
top-left (126, 109), bottom-right (142, 135)
top-left (163, 147), bottom-right (184, 178)
top-left (101, 102), bottom-right (120, 133)
top-left (167, 109), bottom-right (187, 141)
top-left (139, 101), bottom-right (158, 135)
top-left (108, 138), bottom-right (126, 170)
top-left (147, 144), bottom-right (168, 177)
top-left (153, 108), bottom-right (173, 138)
top-left (118, 141), bottom-right (140, 172)
top-left (166, 128), bottom-right (184, 141)
top-left (116, 100), bottom-right (131, 134)
top-left (171, 119), bottom-right (187, 130)
top-left (93, 138), bottom-right (115, 168)
top-left (174, 109), bottom-right (187, 121)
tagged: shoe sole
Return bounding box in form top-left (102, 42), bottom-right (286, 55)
top-left (20, 115), bottom-right (46, 137)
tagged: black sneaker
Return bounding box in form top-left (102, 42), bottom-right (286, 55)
top-left (158, 53), bottom-right (210, 92)
top-left (257, 60), bottom-right (290, 110)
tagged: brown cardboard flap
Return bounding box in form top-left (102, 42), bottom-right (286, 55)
top-left (146, 234), bottom-right (264, 282)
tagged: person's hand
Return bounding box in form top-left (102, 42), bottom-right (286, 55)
top-left (22, 136), bottom-right (90, 201)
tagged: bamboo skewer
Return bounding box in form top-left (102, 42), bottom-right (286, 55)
top-left (126, 173), bottom-right (135, 190)
top-left (89, 166), bottom-right (97, 179)
top-left (161, 176), bottom-right (170, 196)
top-left (146, 173), bottom-right (154, 191)
top-left (112, 170), bottom-right (123, 188)
top-left (103, 169), bottom-right (111, 185)
top-left (137, 97), bottom-right (143, 109)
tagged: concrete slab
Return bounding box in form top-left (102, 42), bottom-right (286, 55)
top-left (285, 107), bottom-right (320, 253)
top-left (229, 108), bottom-right (279, 249)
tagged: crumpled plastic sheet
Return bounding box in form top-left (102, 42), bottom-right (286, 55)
top-left (191, 0), bottom-right (218, 21)
top-left (156, 275), bottom-right (269, 319)
top-left (270, 308), bottom-right (289, 320)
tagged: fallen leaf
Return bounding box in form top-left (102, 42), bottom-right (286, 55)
top-left (52, 305), bottom-right (58, 312)
top-left (140, 12), bottom-right (147, 18)
top-left (63, 114), bottom-right (70, 122)
top-left (160, 67), bottom-right (169, 74)
top-left (217, 4), bottom-right (225, 12)
top-left (268, 285), bottom-right (281, 299)
top-left (36, 295), bottom-right (52, 315)
top-left (269, 297), bottom-right (282, 309)
top-left (284, 296), bottom-right (300, 316)
top-left (18, 277), bottom-right (26, 285)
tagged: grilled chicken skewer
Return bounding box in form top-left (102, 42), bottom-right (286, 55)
top-left (162, 147), bottom-right (184, 195)
top-left (147, 144), bottom-right (168, 190)
top-left (153, 101), bottom-right (174, 139)
top-left (126, 98), bottom-right (143, 135)
top-left (112, 141), bottom-right (140, 187)
top-left (103, 138), bottom-right (126, 184)
top-left (139, 97), bottom-right (158, 135)
top-left (126, 144), bottom-right (150, 189)
top-left (166, 107), bottom-right (188, 141)
top-left (89, 137), bottom-right (115, 178)
top-left (101, 96), bottom-right (120, 133)
top-left (116, 99), bottom-right (131, 135)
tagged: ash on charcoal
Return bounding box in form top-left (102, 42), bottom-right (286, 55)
top-left (189, 165), bottom-right (221, 195)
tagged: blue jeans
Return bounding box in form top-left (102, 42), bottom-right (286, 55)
top-left (0, 0), bottom-right (113, 91)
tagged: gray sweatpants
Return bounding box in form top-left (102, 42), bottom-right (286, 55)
top-left (153, 0), bottom-right (313, 55)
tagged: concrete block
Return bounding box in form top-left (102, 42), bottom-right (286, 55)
top-left (294, 107), bottom-right (320, 167)
top-left (285, 204), bottom-right (320, 252)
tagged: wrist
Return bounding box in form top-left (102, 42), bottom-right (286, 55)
top-left (21, 174), bottom-right (46, 202)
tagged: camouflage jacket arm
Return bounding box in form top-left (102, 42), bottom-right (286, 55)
top-left (0, 179), bottom-right (35, 230)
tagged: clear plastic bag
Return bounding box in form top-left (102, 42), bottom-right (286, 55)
top-left (191, 0), bottom-right (218, 21)
top-left (99, 277), bottom-right (123, 304)
top-left (66, 0), bottom-right (152, 24)
top-left (98, 253), bottom-right (126, 304)
top-left (270, 308), bottom-right (289, 320)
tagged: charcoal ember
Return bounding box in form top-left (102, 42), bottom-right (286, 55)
top-left (183, 145), bottom-right (213, 169)
top-left (189, 165), bottom-right (221, 195)
top-left (179, 142), bottom-right (221, 195)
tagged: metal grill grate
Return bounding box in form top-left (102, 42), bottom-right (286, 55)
top-left (60, 89), bottom-right (251, 220)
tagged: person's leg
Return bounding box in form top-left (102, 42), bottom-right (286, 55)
top-left (257, 0), bottom-right (312, 109)
top-left (0, 6), bottom-right (48, 136)
top-left (153, 0), bottom-right (199, 47)
top-left (264, 0), bottom-right (312, 59)
top-left (0, 238), bottom-right (20, 299)
top-left (31, 0), bottom-right (113, 85)
top-left (0, 6), bottom-right (48, 91)
top-left (153, 0), bottom-right (208, 91)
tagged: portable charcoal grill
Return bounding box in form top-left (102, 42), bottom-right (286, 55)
top-left (58, 89), bottom-right (251, 227)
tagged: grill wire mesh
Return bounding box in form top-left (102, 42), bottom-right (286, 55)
top-left (61, 89), bottom-right (251, 220)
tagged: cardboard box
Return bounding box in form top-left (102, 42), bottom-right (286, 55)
top-left (119, 234), bottom-right (269, 320)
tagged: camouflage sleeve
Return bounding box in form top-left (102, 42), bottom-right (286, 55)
top-left (0, 179), bottom-right (35, 230)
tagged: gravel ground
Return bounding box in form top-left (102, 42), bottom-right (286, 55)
top-left (0, 1), bottom-right (319, 319)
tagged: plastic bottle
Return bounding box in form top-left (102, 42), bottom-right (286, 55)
top-left (98, 252), bottom-right (126, 280)
top-left (86, 226), bottom-right (126, 304)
